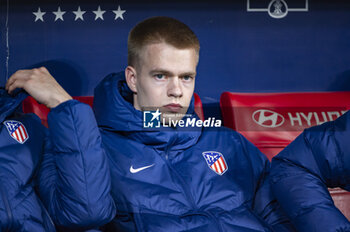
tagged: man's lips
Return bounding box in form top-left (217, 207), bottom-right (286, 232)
top-left (163, 104), bottom-right (183, 112)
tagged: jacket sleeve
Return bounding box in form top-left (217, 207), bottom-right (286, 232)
top-left (37, 100), bottom-right (116, 231)
top-left (239, 134), bottom-right (296, 232)
top-left (270, 112), bottom-right (350, 232)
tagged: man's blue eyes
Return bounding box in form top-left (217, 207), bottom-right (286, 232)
top-left (182, 76), bottom-right (192, 81)
top-left (154, 75), bottom-right (193, 81)
top-left (155, 74), bottom-right (165, 79)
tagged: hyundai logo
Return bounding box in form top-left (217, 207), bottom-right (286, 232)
top-left (252, 109), bottom-right (285, 128)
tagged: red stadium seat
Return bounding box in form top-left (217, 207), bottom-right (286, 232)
top-left (220, 91), bottom-right (350, 160)
top-left (22, 96), bottom-right (95, 127)
top-left (22, 93), bottom-right (205, 127)
top-left (220, 91), bottom-right (350, 220)
top-left (73, 96), bottom-right (94, 106)
top-left (22, 96), bottom-right (51, 127)
top-left (193, 93), bottom-right (204, 121)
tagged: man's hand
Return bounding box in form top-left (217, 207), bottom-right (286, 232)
top-left (6, 67), bottom-right (72, 108)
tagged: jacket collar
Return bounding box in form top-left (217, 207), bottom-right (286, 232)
top-left (0, 87), bottom-right (27, 123)
top-left (93, 72), bottom-right (201, 151)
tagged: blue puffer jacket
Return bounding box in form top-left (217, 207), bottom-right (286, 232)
top-left (271, 111), bottom-right (350, 231)
top-left (0, 88), bottom-right (54, 232)
top-left (38, 100), bottom-right (116, 231)
top-left (92, 72), bottom-right (294, 232)
top-left (0, 87), bottom-right (116, 231)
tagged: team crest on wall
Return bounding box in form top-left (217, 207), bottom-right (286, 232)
top-left (247, 0), bottom-right (309, 19)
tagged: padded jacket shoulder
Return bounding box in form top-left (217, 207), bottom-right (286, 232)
top-left (271, 111), bottom-right (350, 232)
top-left (38, 100), bottom-right (116, 231)
top-left (0, 89), bottom-right (54, 232)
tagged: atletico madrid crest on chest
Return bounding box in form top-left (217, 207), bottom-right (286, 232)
top-left (3, 120), bottom-right (29, 144)
top-left (202, 151), bottom-right (228, 175)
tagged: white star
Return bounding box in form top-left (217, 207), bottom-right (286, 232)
top-left (73, 6), bottom-right (86, 21)
top-left (53, 6), bottom-right (66, 21)
top-left (33, 7), bottom-right (46, 22)
top-left (151, 109), bottom-right (162, 121)
top-left (93, 6), bottom-right (106, 21)
top-left (113, 5), bottom-right (126, 20)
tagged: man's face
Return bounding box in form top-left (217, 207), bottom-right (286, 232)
top-left (127, 42), bottom-right (198, 122)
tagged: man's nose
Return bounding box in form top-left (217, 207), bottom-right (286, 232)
top-left (167, 77), bottom-right (183, 98)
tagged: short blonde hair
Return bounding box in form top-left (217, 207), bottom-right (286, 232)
top-left (128, 16), bottom-right (200, 68)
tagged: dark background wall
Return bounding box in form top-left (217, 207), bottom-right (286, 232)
top-left (1, 0), bottom-right (350, 109)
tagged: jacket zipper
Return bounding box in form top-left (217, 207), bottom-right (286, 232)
top-left (205, 211), bottom-right (224, 232)
top-left (163, 132), bottom-right (197, 209)
top-left (37, 196), bottom-right (56, 232)
top-left (0, 182), bottom-right (13, 232)
top-left (161, 132), bottom-right (223, 232)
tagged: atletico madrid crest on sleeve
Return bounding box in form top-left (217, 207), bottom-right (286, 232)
top-left (202, 151), bottom-right (228, 175)
top-left (3, 120), bottom-right (29, 144)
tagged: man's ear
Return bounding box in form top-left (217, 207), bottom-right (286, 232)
top-left (125, 66), bottom-right (138, 93)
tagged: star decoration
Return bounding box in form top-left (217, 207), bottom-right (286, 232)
top-left (113, 5), bottom-right (126, 20)
top-left (73, 6), bottom-right (86, 21)
top-left (151, 109), bottom-right (162, 121)
top-left (53, 6), bottom-right (66, 21)
top-left (33, 7), bottom-right (46, 22)
top-left (93, 5), bottom-right (106, 21)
